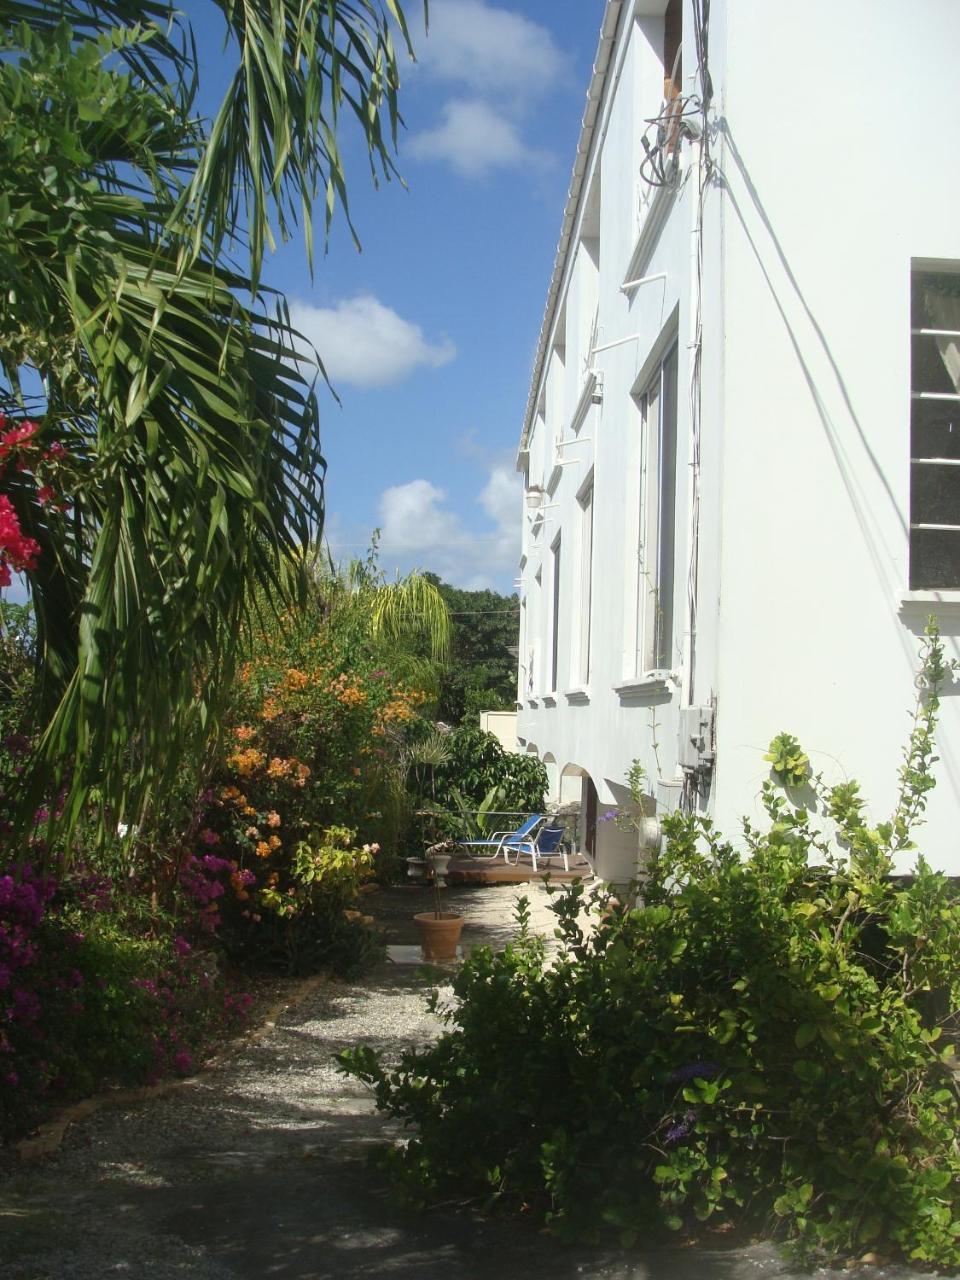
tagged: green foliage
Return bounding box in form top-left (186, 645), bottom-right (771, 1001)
top-left (428, 726), bottom-right (546, 815)
top-left (0, 0), bottom-right (419, 850)
top-left (420, 574), bottom-right (519, 725)
top-left (340, 624), bottom-right (960, 1267)
top-left (445, 784), bottom-right (508, 840)
top-left (764, 732), bottom-right (810, 787)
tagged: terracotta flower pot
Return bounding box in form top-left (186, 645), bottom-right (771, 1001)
top-left (414, 911), bottom-right (464, 961)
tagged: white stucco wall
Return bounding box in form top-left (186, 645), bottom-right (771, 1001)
top-left (478, 710), bottom-right (519, 755)
top-left (517, 0), bottom-right (960, 878)
top-left (708, 0), bottom-right (960, 871)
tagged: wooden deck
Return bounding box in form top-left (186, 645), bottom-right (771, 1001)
top-left (447, 853), bottom-right (594, 885)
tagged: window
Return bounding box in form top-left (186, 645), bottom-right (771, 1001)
top-left (577, 477), bottom-right (594, 684)
top-left (911, 267), bottom-right (960, 588)
top-left (550, 533), bottom-right (562, 692)
top-left (639, 342), bottom-right (679, 671)
top-left (529, 567), bottom-right (542, 695)
top-left (662, 0), bottom-right (683, 152)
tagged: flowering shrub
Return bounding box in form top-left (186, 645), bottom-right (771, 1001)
top-left (0, 864), bottom-right (251, 1142)
top-left (0, 414), bottom-right (71, 586)
top-left (341, 627), bottom-right (960, 1268)
top-left (179, 590), bottom-right (434, 972)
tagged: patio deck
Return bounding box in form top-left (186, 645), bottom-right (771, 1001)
top-left (447, 852), bottom-right (593, 885)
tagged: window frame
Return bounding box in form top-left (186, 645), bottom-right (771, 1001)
top-left (549, 531), bottom-right (562, 694)
top-left (637, 340), bottom-right (679, 675)
top-left (575, 471), bottom-right (595, 686)
top-left (909, 262), bottom-right (960, 590)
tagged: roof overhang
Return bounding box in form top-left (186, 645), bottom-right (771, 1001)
top-left (517, 0), bottom-right (629, 467)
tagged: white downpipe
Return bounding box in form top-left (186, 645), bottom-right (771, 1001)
top-left (682, 137), bottom-right (704, 709)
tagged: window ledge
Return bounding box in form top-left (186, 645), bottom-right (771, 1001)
top-left (563, 687), bottom-right (591, 704)
top-left (525, 698), bottom-right (539, 710)
top-left (541, 694), bottom-right (558, 707)
top-left (613, 673), bottom-right (675, 702)
top-left (899, 591), bottom-right (960, 633)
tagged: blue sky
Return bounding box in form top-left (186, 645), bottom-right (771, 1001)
top-left (256, 0), bottom-right (606, 591)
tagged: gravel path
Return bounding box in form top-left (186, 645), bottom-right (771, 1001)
top-left (0, 882), bottom-right (953, 1280)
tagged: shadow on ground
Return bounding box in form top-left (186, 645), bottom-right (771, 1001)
top-left (0, 884), bottom-right (946, 1280)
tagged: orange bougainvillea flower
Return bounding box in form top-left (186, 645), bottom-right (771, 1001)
top-left (234, 725), bottom-right (256, 743)
top-left (245, 826), bottom-right (259, 839)
top-left (266, 811), bottom-right (281, 828)
top-left (266, 756), bottom-right (292, 779)
top-left (283, 668), bottom-right (309, 691)
top-left (229, 747), bottom-right (266, 777)
top-left (261, 697), bottom-right (281, 720)
top-left (268, 835), bottom-right (282, 851)
top-left (256, 841), bottom-right (272, 858)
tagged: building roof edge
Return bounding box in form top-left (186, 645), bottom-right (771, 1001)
top-left (517, 0), bottom-right (627, 462)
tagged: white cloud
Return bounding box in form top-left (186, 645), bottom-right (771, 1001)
top-left (377, 464), bottom-right (520, 588)
top-left (407, 1), bottom-right (569, 179)
top-left (407, 99), bottom-right (543, 178)
top-left (290, 295), bottom-right (455, 389)
top-left (418, 0), bottom-right (568, 102)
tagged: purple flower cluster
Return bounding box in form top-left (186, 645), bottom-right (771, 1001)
top-left (0, 858), bottom-right (256, 1138)
top-left (180, 854), bottom-right (242, 931)
top-left (0, 866), bottom-right (57, 1085)
top-left (664, 1108), bottom-right (698, 1147)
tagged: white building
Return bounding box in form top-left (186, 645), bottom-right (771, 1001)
top-left (516, 0), bottom-right (960, 881)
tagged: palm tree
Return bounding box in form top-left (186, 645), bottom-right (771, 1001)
top-left (0, 0), bottom-right (422, 846)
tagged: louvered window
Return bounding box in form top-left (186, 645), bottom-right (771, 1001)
top-left (910, 268), bottom-right (960, 588)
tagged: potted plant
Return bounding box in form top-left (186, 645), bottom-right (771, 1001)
top-left (414, 839), bottom-right (464, 961)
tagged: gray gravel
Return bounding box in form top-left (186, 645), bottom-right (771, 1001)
top-left (0, 882), bottom-right (954, 1279)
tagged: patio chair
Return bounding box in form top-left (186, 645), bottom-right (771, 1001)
top-left (457, 813), bottom-right (545, 862)
top-left (508, 823), bottom-right (569, 873)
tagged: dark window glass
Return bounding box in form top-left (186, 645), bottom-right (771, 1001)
top-left (912, 400), bottom-right (960, 459)
top-left (911, 463), bottom-right (960, 526)
top-left (910, 269), bottom-right (960, 588)
top-left (911, 530), bottom-right (960, 589)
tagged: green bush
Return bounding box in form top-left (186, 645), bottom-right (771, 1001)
top-left (341, 625), bottom-right (960, 1267)
top-left (429, 726), bottom-right (546, 815)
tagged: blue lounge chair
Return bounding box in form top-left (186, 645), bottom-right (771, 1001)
top-left (508, 824), bottom-right (568, 873)
top-left (457, 813), bottom-right (545, 862)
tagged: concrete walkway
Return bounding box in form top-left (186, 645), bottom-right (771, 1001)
top-left (0, 883), bottom-right (950, 1279)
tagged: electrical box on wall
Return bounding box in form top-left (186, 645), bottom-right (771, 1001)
top-left (679, 705), bottom-right (715, 772)
top-left (656, 777), bottom-right (684, 814)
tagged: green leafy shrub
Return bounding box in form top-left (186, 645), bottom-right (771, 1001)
top-left (429, 726), bottom-right (546, 816)
top-left (216, 825), bottom-right (386, 977)
top-left (341, 625), bottom-right (960, 1267)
